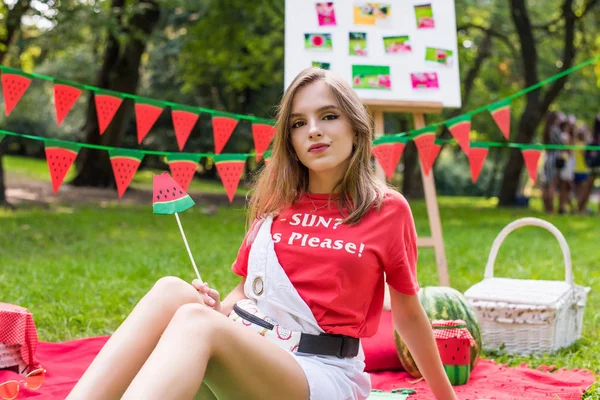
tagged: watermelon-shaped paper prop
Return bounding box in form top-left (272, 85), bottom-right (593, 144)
top-left (489, 100), bottom-right (511, 140)
top-left (468, 147), bottom-right (488, 183)
top-left (446, 115), bottom-right (471, 156)
top-left (394, 286), bottom-right (482, 378)
top-left (212, 116), bottom-right (238, 154)
top-left (372, 141), bottom-right (405, 180)
top-left (166, 153), bottom-right (201, 192)
top-left (53, 84), bottom-right (82, 126)
top-left (521, 148), bottom-right (542, 185)
top-left (44, 141), bottom-right (80, 194)
top-left (413, 132), bottom-right (440, 176)
top-left (109, 149), bottom-right (144, 198)
top-left (95, 94), bottom-right (123, 135)
top-left (214, 154), bottom-right (247, 203)
top-left (171, 109), bottom-right (199, 151)
top-left (1, 72), bottom-right (31, 116)
top-left (252, 123), bottom-right (276, 161)
top-left (152, 172), bottom-right (195, 215)
top-left (135, 102), bottom-right (163, 144)
top-left (432, 320), bottom-right (476, 386)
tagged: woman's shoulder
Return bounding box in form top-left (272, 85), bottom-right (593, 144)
top-left (376, 188), bottom-right (412, 217)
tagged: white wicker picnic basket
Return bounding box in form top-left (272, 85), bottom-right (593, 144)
top-left (463, 217), bottom-right (590, 355)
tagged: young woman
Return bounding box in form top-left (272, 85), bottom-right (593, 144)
top-left (67, 67), bottom-right (456, 400)
top-left (541, 111), bottom-right (564, 214)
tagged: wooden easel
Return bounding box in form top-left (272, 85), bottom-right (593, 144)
top-left (365, 99), bottom-right (450, 286)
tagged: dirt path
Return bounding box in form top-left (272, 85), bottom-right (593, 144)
top-left (4, 173), bottom-right (246, 208)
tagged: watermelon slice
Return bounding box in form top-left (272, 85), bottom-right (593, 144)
top-left (446, 115), bottom-right (471, 156)
top-left (109, 149), bottom-right (144, 198)
top-left (44, 141), bottom-right (80, 194)
top-left (521, 148), bottom-right (541, 185)
top-left (252, 123), bottom-right (276, 161)
top-left (214, 154), bottom-right (247, 203)
top-left (166, 153), bottom-right (201, 192)
top-left (94, 94), bottom-right (123, 135)
top-left (1, 73), bottom-right (31, 116)
top-left (171, 110), bottom-right (199, 151)
top-left (371, 142), bottom-right (405, 180)
top-left (135, 102), bottom-right (163, 144)
top-left (53, 84), bottom-right (82, 126)
top-left (152, 171), bottom-right (195, 215)
top-left (467, 147), bottom-right (488, 183)
top-left (212, 116), bottom-right (238, 154)
top-left (489, 100), bottom-right (511, 140)
top-left (413, 133), bottom-right (440, 176)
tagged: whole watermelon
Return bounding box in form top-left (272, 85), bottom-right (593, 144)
top-left (394, 286), bottom-right (482, 378)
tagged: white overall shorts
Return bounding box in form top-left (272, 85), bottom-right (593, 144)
top-left (235, 216), bottom-right (372, 400)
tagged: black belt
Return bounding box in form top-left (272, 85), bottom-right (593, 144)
top-left (233, 303), bottom-right (360, 358)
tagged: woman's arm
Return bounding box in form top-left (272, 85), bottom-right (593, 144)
top-left (220, 277), bottom-right (248, 316)
top-left (390, 286), bottom-right (457, 400)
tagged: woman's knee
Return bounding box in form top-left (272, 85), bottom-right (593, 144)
top-left (150, 276), bottom-right (200, 306)
top-left (170, 303), bottom-right (220, 335)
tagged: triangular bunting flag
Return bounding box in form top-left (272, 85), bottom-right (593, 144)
top-left (171, 109), bottom-right (199, 151)
top-left (109, 148), bottom-right (144, 198)
top-left (521, 148), bottom-right (541, 185)
top-left (44, 140), bottom-right (81, 194)
top-left (212, 116), bottom-right (239, 154)
top-left (1, 72), bottom-right (32, 116)
top-left (213, 154), bottom-right (247, 203)
top-left (489, 100), bottom-right (511, 140)
top-left (371, 140), bottom-right (406, 180)
top-left (135, 102), bottom-right (163, 144)
top-left (252, 123), bottom-right (276, 161)
top-left (467, 147), bottom-right (488, 183)
top-left (446, 115), bottom-right (471, 155)
top-left (53, 84), bottom-right (82, 126)
top-left (94, 93), bottom-right (123, 135)
top-left (166, 153), bottom-right (202, 192)
top-left (413, 130), bottom-right (440, 176)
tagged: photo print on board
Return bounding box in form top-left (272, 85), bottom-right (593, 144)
top-left (383, 35), bottom-right (411, 54)
top-left (349, 32), bottom-right (368, 56)
top-left (411, 72), bottom-right (439, 89)
top-left (352, 65), bottom-right (391, 90)
top-left (353, 2), bottom-right (391, 27)
top-left (414, 3), bottom-right (435, 29)
top-left (316, 2), bottom-right (337, 26)
top-left (312, 61), bottom-right (331, 70)
top-left (425, 47), bottom-right (454, 66)
top-left (304, 33), bottom-right (333, 50)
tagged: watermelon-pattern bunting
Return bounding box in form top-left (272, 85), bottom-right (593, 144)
top-left (521, 148), bottom-right (542, 185)
top-left (252, 123), bottom-right (276, 161)
top-left (171, 109), bottom-right (199, 151)
top-left (1, 72), bottom-right (32, 116)
top-left (371, 137), bottom-right (406, 180)
top-left (214, 154), bottom-right (247, 203)
top-left (467, 147), bottom-right (488, 183)
top-left (53, 84), bottom-right (82, 126)
top-left (212, 116), bottom-right (239, 154)
top-left (489, 100), bottom-right (511, 140)
top-left (109, 148), bottom-right (144, 198)
top-left (95, 93), bottom-right (123, 135)
top-left (413, 129), bottom-right (441, 176)
top-left (44, 140), bottom-right (81, 194)
top-left (166, 153), bottom-right (201, 192)
top-left (446, 115), bottom-right (471, 156)
top-left (135, 102), bottom-right (163, 144)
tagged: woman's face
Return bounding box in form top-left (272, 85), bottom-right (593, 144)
top-left (289, 80), bottom-right (355, 183)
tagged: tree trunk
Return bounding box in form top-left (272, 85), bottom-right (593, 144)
top-left (401, 142), bottom-right (424, 199)
top-left (71, 0), bottom-right (160, 187)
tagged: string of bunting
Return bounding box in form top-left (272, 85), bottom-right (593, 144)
top-left (0, 55), bottom-right (598, 201)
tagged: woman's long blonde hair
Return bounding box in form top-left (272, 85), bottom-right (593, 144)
top-left (247, 67), bottom-right (386, 226)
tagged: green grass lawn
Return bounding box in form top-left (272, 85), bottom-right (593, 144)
top-left (1, 157), bottom-right (598, 396)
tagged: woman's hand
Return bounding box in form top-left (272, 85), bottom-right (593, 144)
top-left (192, 280), bottom-right (222, 314)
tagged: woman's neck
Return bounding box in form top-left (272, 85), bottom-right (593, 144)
top-left (307, 170), bottom-right (342, 194)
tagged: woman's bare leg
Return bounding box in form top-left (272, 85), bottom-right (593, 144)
top-left (67, 277), bottom-right (203, 400)
top-left (122, 303), bottom-right (310, 400)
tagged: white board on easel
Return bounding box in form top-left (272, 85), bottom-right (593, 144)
top-left (284, 0), bottom-right (462, 109)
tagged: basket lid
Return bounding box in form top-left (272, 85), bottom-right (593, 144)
top-left (464, 278), bottom-right (573, 306)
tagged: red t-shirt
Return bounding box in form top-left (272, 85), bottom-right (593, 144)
top-left (232, 190), bottom-right (419, 338)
